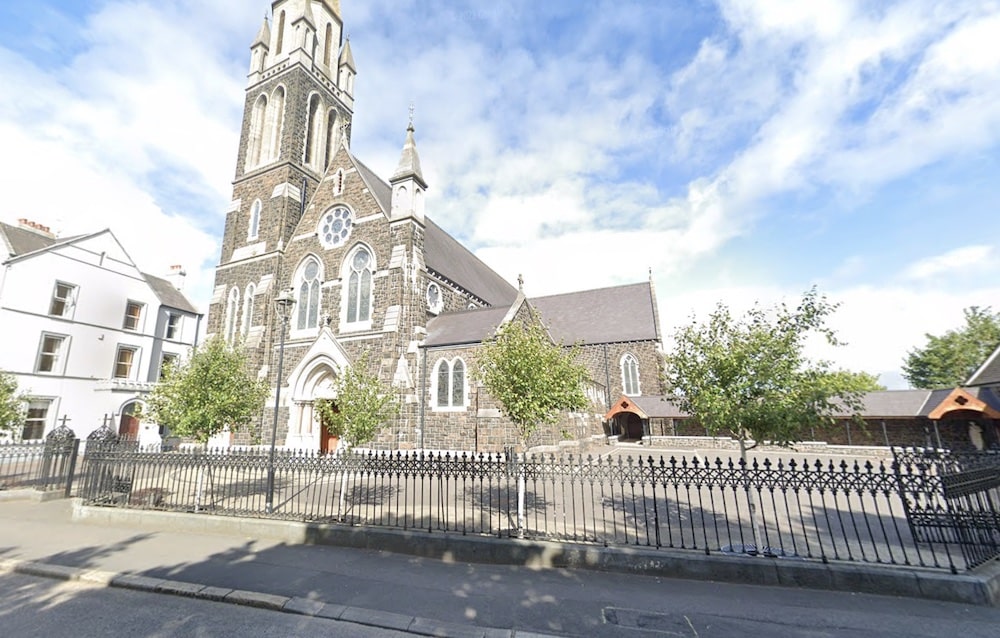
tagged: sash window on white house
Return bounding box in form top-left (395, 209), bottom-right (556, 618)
top-left (22, 400), bottom-right (50, 441)
top-left (165, 313), bottom-right (181, 340)
top-left (114, 346), bottom-right (139, 379)
top-left (48, 282), bottom-right (76, 317)
top-left (36, 334), bottom-right (66, 373)
top-left (123, 301), bottom-right (144, 331)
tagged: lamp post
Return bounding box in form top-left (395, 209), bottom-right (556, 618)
top-left (265, 288), bottom-right (295, 514)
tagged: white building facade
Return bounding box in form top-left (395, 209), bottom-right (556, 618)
top-left (0, 219), bottom-right (202, 445)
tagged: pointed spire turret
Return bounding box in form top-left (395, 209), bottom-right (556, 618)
top-left (391, 123), bottom-right (426, 187)
top-left (337, 35), bottom-right (356, 98)
top-left (389, 118), bottom-right (428, 222)
top-left (339, 36), bottom-right (356, 70)
top-left (248, 15), bottom-right (272, 83)
top-left (253, 16), bottom-right (271, 47)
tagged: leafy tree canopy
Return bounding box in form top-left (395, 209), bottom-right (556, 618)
top-left (823, 369), bottom-right (886, 393)
top-left (664, 288), bottom-right (869, 450)
top-left (0, 371), bottom-right (27, 436)
top-left (142, 337), bottom-right (268, 444)
top-left (902, 306), bottom-right (1000, 389)
top-left (316, 350), bottom-right (398, 448)
top-left (475, 315), bottom-right (591, 445)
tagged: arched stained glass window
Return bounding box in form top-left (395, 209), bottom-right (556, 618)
top-left (622, 353), bottom-right (641, 396)
top-left (345, 246), bottom-right (372, 325)
top-left (242, 283), bottom-right (256, 336)
top-left (224, 287), bottom-right (240, 344)
top-left (452, 360), bottom-right (465, 407)
top-left (436, 360), bottom-right (450, 407)
top-left (433, 358), bottom-right (467, 409)
top-left (296, 258), bottom-right (321, 331)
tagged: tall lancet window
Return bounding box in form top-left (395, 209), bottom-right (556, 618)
top-left (275, 10), bottom-right (285, 54)
top-left (246, 95), bottom-right (268, 169)
top-left (248, 199), bottom-right (261, 240)
top-left (324, 110), bottom-right (339, 167)
top-left (621, 353), bottom-right (641, 396)
top-left (242, 283), bottom-right (256, 336)
top-left (224, 287), bottom-right (240, 344)
top-left (263, 86), bottom-right (286, 163)
top-left (304, 94), bottom-right (322, 169)
top-left (344, 246), bottom-right (373, 326)
top-left (295, 257), bottom-right (322, 331)
top-left (323, 24), bottom-right (333, 68)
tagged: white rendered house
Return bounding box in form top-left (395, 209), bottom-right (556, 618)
top-left (0, 219), bottom-right (202, 444)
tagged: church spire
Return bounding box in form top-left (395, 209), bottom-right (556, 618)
top-left (253, 15), bottom-right (270, 48)
top-left (389, 113), bottom-right (427, 222)
top-left (390, 109), bottom-right (426, 187)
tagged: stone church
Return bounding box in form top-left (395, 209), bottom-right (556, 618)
top-left (206, 0), bottom-right (665, 452)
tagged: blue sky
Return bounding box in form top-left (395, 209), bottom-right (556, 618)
top-left (1, 0), bottom-right (999, 388)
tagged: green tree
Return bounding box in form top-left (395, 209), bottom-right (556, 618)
top-left (475, 316), bottom-right (591, 447)
top-left (315, 351), bottom-right (398, 449)
top-left (822, 369), bottom-right (886, 393)
top-left (0, 371), bottom-right (27, 437)
top-left (663, 288), bottom-right (870, 553)
top-left (142, 336), bottom-right (269, 444)
top-left (476, 314), bottom-right (592, 532)
top-left (664, 288), bottom-right (868, 452)
top-left (902, 306), bottom-right (1000, 389)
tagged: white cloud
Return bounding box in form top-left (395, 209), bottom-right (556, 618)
top-left (902, 245), bottom-right (996, 280)
top-left (2, 0), bottom-right (998, 387)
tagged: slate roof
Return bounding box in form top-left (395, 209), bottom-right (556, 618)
top-left (423, 219), bottom-right (517, 307)
top-left (626, 395), bottom-right (688, 419)
top-left (968, 344), bottom-right (1000, 386)
top-left (143, 273), bottom-right (200, 315)
top-left (827, 387), bottom-right (1000, 418)
top-left (0, 221), bottom-right (58, 258)
top-left (425, 281), bottom-right (660, 348)
top-left (532, 282), bottom-right (660, 345)
top-left (838, 389), bottom-right (934, 418)
top-left (424, 306), bottom-right (507, 348)
top-left (349, 152), bottom-right (517, 308)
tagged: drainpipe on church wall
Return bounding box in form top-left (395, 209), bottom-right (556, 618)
top-left (418, 343), bottom-right (427, 449)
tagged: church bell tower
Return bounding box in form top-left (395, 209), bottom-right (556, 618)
top-left (207, 0), bottom-right (358, 362)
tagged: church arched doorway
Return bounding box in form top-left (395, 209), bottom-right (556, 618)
top-left (316, 399), bottom-right (340, 453)
top-left (286, 357), bottom-right (341, 452)
top-left (622, 413), bottom-right (644, 440)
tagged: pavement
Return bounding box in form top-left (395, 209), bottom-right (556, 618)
top-left (2, 494), bottom-right (1000, 637)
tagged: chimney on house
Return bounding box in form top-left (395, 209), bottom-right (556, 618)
top-left (17, 218), bottom-right (55, 239)
top-left (166, 264), bottom-right (187, 291)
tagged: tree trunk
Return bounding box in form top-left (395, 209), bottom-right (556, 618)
top-left (517, 470), bottom-right (526, 536)
top-left (739, 435), bottom-right (765, 554)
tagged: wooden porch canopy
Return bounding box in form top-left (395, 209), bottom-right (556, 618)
top-left (603, 395), bottom-right (687, 422)
top-left (926, 387), bottom-right (1000, 420)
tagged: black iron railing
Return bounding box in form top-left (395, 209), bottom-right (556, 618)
top-left (0, 428), bottom-right (79, 496)
top-left (75, 444), bottom-right (1000, 572)
top-left (893, 448), bottom-right (1000, 570)
top-left (0, 441), bottom-right (47, 489)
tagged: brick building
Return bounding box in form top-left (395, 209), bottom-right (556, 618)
top-left (206, 0), bottom-right (665, 452)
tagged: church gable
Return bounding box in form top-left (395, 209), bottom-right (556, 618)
top-left (282, 143), bottom-right (416, 339)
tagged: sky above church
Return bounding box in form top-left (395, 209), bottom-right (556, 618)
top-left (1, 0), bottom-right (998, 389)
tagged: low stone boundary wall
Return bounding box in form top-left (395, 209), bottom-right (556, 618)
top-left (633, 435), bottom-right (897, 459)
